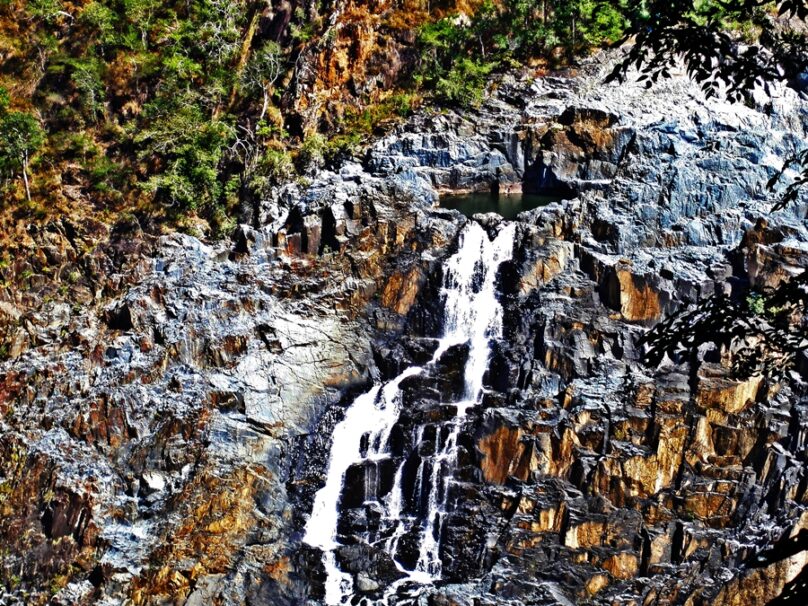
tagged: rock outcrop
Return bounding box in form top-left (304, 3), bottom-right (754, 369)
top-left (295, 53), bottom-right (808, 605)
top-left (1, 50), bottom-right (807, 606)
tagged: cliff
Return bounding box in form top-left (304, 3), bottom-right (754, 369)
top-left (0, 44), bottom-right (806, 606)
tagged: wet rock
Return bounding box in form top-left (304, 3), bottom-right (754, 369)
top-left (335, 543), bottom-right (405, 585)
top-left (356, 571), bottom-right (380, 593)
top-left (3, 47), bottom-right (808, 606)
top-left (341, 458), bottom-right (396, 508)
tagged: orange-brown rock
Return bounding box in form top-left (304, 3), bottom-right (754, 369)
top-left (0, 436), bottom-right (98, 605)
top-left (564, 519), bottom-right (609, 549)
top-left (291, 0), bottom-right (491, 129)
top-left (519, 241), bottom-right (574, 294)
top-left (538, 110), bottom-right (619, 179)
top-left (593, 420), bottom-right (688, 502)
top-left (516, 506), bottom-right (564, 534)
top-left (611, 267), bottom-right (663, 322)
top-left (683, 491), bottom-right (737, 528)
top-left (585, 573), bottom-right (610, 596)
top-left (478, 426), bottom-right (533, 485)
top-left (696, 365), bottom-right (762, 414)
top-left (69, 397), bottom-right (129, 448)
top-left (601, 551), bottom-right (639, 580)
top-left (380, 267), bottom-right (424, 316)
top-left (130, 465), bottom-right (272, 605)
top-left (706, 553), bottom-right (808, 606)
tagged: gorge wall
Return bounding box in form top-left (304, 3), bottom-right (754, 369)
top-left (0, 52), bottom-right (807, 606)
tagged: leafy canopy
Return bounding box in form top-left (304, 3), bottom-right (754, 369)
top-left (414, 0), bottom-right (633, 106)
top-left (0, 89), bottom-right (44, 177)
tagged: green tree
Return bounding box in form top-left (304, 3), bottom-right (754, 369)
top-left (413, 1), bottom-right (632, 105)
top-left (135, 97), bottom-right (234, 213)
top-left (0, 90), bottom-right (45, 202)
top-left (240, 41), bottom-right (284, 122)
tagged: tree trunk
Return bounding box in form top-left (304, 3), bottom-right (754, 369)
top-left (22, 154), bottom-right (31, 202)
top-left (259, 88), bottom-right (269, 122)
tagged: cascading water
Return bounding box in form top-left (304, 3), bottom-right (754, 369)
top-left (304, 221), bottom-right (517, 604)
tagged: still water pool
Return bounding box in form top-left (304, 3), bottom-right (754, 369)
top-left (439, 192), bottom-right (563, 219)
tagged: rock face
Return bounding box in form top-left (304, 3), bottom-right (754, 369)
top-left (294, 54), bottom-right (808, 606)
top-left (0, 165), bottom-right (460, 604)
top-left (1, 51), bottom-right (807, 606)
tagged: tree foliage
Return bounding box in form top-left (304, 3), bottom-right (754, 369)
top-left (640, 277), bottom-right (808, 381)
top-left (414, 0), bottom-right (632, 106)
top-left (609, 2), bottom-right (790, 101)
top-left (135, 99), bottom-right (235, 212)
top-left (0, 0), bottom-right (313, 224)
top-left (0, 89), bottom-right (44, 202)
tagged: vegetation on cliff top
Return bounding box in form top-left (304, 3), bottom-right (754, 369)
top-left (0, 0), bottom-right (804, 242)
top-left (0, 0), bottom-right (655, 237)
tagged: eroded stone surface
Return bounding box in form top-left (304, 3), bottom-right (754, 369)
top-left (1, 50), bottom-right (807, 606)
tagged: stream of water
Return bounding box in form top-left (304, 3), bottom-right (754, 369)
top-left (304, 220), bottom-right (517, 604)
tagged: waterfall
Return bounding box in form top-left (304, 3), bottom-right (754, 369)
top-left (304, 221), bottom-right (517, 604)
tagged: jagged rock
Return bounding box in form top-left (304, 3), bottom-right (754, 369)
top-left (2, 49), bottom-right (808, 606)
top-left (477, 424), bottom-right (534, 485)
top-left (599, 264), bottom-right (665, 322)
top-left (380, 266), bottom-right (425, 316)
top-left (356, 572), bottom-right (380, 593)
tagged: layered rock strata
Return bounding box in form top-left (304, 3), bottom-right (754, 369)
top-left (0, 52), bottom-right (806, 606)
top-left (298, 56), bottom-right (808, 605)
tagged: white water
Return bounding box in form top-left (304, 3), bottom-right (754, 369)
top-left (303, 368), bottom-right (424, 604)
top-left (303, 221), bottom-right (517, 604)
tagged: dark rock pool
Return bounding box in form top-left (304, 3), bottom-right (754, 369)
top-left (439, 192), bottom-right (563, 219)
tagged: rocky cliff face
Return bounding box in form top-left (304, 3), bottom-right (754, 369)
top-left (1, 53), bottom-right (807, 605)
top-left (284, 0), bottom-right (487, 133)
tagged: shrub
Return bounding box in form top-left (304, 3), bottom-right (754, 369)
top-left (434, 58), bottom-right (494, 106)
top-left (136, 99), bottom-right (235, 213)
top-left (80, 2), bottom-right (118, 47)
top-left (248, 147), bottom-right (295, 198)
top-left (296, 133), bottom-right (326, 173)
